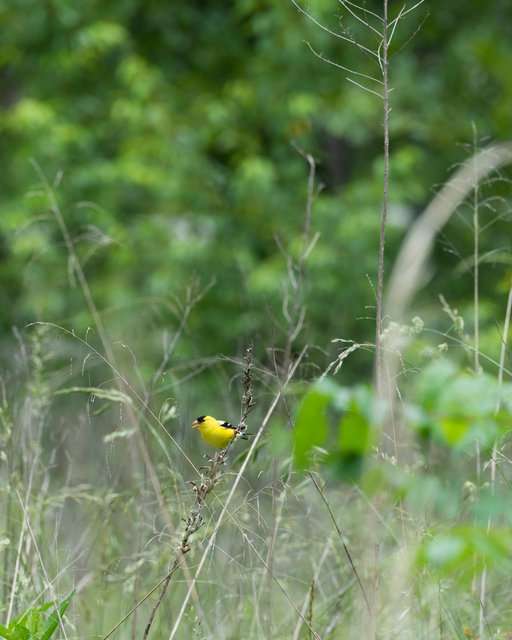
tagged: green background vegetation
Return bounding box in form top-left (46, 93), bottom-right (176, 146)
top-left (1, 1), bottom-right (512, 639)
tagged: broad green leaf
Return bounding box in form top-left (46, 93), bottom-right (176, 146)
top-left (338, 402), bottom-right (371, 455)
top-left (36, 590), bottom-right (75, 640)
top-left (419, 526), bottom-right (512, 573)
top-left (337, 385), bottom-right (382, 456)
top-left (4, 623), bottom-right (29, 640)
top-left (424, 533), bottom-right (466, 569)
top-left (0, 625), bottom-right (13, 640)
top-left (408, 359), bottom-right (512, 448)
top-left (294, 389), bottom-right (329, 468)
top-left (438, 373), bottom-right (502, 417)
top-left (413, 359), bottom-right (457, 410)
top-left (438, 417), bottom-right (469, 446)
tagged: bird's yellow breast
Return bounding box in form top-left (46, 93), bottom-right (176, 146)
top-left (192, 415), bottom-right (238, 449)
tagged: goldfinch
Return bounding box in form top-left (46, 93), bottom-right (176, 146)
top-left (192, 415), bottom-right (239, 449)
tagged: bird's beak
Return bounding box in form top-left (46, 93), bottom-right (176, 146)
top-left (192, 420), bottom-right (199, 428)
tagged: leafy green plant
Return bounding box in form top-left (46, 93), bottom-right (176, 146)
top-left (407, 357), bottom-right (512, 448)
top-left (293, 378), bottom-right (385, 476)
top-left (0, 591), bottom-right (74, 640)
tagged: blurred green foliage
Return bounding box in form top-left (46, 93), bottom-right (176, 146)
top-left (293, 358), bottom-right (512, 590)
top-left (2, 3), bottom-right (512, 636)
top-left (407, 358), bottom-right (512, 448)
top-left (293, 377), bottom-right (385, 474)
top-left (418, 525), bottom-right (512, 575)
top-left (0, 0), bottom-right (511, 384)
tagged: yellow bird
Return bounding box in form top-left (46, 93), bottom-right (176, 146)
top-left (192, 415), bottom-right (239, 449)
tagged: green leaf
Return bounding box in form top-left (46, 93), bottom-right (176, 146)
top-left (294, 389), bottom-right (330, 468)
top-left (408, 359), bottom-right (512, 448)
top-left (438, 416), bottom-right (469, 446)
top-left (0, 624), bottom-right (13, 640)
top-left (4, 623), bottom-right (29, 640)
top-left (36, 590), bottom-right (75, 640)
top-left (418, 526), bottom-right (512, 574)
top-left (423, 533), bottom-right (467, 569)
top-left (413, 359), bottom-right (458, 410)
top-left (338, 401), bottom-right (371, 455)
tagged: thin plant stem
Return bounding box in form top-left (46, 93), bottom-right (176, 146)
top-left (31, 161), bottom-right (117, 373)
top-left (309, 473), bottom-right (372, 618)
top-left (386, 142), bottom-right (512, 323)
top-left (472, 123), bottom-right (480, 378)
top-left (497, 277), bottom-right (512, 394)
top-left (471, 124), bottom-right (485, 638)
top-left (291, 536), bottom-right (335, 640)
top-left (371, 3), bottom-right (389, 637)
top-left (375, 0), bottom-right (390, 399)
top-left (282, 146), bottom-right (317, 375)
top-left (477, 275), bottom-right (512, 640)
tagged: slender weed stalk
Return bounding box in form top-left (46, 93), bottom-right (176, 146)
top-left (467, 127), bottom-right (512, 639)
top-left (472, 124), bottom-right (481, 379)
top-left (281, 144), bottom-right (320, 375)
top-left (375, 0), bottom-right (390, 399)
top-left (470, 124), bottom-right (485, 637)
